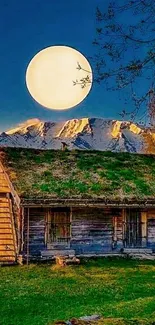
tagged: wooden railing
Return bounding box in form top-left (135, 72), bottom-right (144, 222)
top-left (0, 161), bottom-right (20, 209)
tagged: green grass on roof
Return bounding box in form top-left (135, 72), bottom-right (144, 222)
top-left (1, 147), bottom-right (155, 199)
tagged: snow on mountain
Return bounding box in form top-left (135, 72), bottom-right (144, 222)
top-left (0, 117), bottom-right (155, 154)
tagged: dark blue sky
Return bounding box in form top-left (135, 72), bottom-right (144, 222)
top-left (0, 0), bottom-right (135, 131)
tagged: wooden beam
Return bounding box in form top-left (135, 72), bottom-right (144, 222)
top-left (45, 208), bottom-right (50, 247)
top-left (113, 216), bottom-right (117, 242)
top-left (70, 207), bottom-right (72, 235)
top-left (21, 198), bottom-right (155, 209)
top-left (26, 207), bottom-right (30, 265)
top-left (21, 207), bottom-right (24, 253)
top-left (8, 197), bottom-right (17, 260)
top-left (69, 207), bottom-right (72, 248)
top-left (122, 208), bottom-right (126, 247)
top-left (141, 211), bottom-right (147, 247)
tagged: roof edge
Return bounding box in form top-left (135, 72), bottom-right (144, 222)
top-left (21, 197), bottom-right (155, 208)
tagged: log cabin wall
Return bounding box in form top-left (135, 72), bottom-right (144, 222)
top-left (23, 206), bottom-right (124, 257)
top-left (22, 206), bottom-right (155, 259)
top-left (70, 207), bottom-right (123, 254)
top-left (23, 207), bottom-right (47, 257)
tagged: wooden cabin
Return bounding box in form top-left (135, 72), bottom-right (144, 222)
top-left (0, 147), bottom-right (155, 263)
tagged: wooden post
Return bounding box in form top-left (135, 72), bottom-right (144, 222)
top-left (45, 208), bottom-right (50, 247)
top-left (16, 207), bottom-right (24, 265)
top-left (26, 207), bottom-right (30, 265)
top-left (17, 208), bottom-right (20, 255)
top-left (122, 208), bottom-right (126, 247)
top-left (45, 209), bottom-right (47, 248)
top-left (21, 207), bottom-right (24, 253)
top-left (8, 195), bottom-right (18, 261)
top-left (69, 207), bottom-right (73, 248)
top-left (141, 211), bottom-right (147, 247)
top-left (113, 216), bottom-right (117, 242)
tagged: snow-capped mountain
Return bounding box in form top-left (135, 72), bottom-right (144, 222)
top-left (0, 117), bottom-right (155, 154)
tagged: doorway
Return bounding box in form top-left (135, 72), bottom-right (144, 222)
top-left (123, 209), bottom-right (142, 247)
top-left (46, 208), bottom-right (71, 249)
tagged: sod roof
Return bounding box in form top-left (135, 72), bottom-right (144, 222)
top-left (0, 147), bottom-right (155, 200)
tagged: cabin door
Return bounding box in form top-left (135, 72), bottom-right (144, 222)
top-left (123, 209), bottom-right (142, 248)
top-left (46, 208), bottom-right (71, 249)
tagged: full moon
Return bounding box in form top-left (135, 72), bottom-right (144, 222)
top-left (26, 46), bottom-right (93, 110)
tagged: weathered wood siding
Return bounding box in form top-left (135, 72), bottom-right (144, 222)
top-left (147, 210), bottom-right (155, 251)
top-left (22, 207), bottom-right (155, 257)
top-left (71, 207), bottom-right (123, 254)
top-left (24, 208), bottom-right (46, 256)
top-left (114, 212), bottom-right (124, 250)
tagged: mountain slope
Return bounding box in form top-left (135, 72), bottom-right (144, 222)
top-left (0, 117), bottom-right (155, 154)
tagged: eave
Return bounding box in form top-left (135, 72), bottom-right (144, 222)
top-left (20, 197), bottom-right (155, 209)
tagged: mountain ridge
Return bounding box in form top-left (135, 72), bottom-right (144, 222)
top-left (0, 117), bottom-right (155, 154)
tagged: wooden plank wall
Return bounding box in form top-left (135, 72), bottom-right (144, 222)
top-left (21, 206), bottom-right (155, 257)
top-left (71, 207), bottom-right (123, 254)
top-left (24, 208), bottom-right (46, 256)
top-left (23, 207), bottom-right (125, 257)
top-left (114, 212), bottom-right (124, 250)
top-left (147, 210), bottom-right (155, 251)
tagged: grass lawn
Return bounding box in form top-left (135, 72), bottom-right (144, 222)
top-left (1, 258), bottom-right (155, 325)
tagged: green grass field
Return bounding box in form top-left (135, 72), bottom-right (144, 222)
top-left (1, 258), bottom-right (155, 325)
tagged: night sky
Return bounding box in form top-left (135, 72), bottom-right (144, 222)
top-left (0, 0), bottom-right (134, 132)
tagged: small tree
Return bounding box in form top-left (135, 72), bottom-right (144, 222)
top-left (75, 0), bottom-right (155, 126)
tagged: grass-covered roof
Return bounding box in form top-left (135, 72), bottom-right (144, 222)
top-left (0, 147), bottom-right (155, 200)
